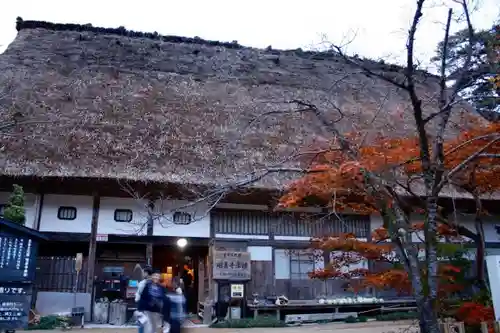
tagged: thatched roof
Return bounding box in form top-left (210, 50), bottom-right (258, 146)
top-left (0, 18), bottom-right (471, 192)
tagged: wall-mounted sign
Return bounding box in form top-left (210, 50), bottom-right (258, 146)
top-left (213, 251), bottom-right (251, 281)
top-left (96, 234), bottom-right (108, 242)
top-left (230, 284), bottom-right (244, 298)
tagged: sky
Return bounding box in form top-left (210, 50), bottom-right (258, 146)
top-left (0, 0), bottom-right (498, 68)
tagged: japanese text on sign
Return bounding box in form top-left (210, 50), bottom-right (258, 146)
top-left (0, 284), bottom-right (30, 329)
top-left (0, 301), bottom-right (24, 322)
top-left (213, 251), bottom-right (251, 281)
top-left (0, 234), bottom-right (33, 280)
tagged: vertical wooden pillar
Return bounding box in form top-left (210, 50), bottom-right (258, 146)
top-left (146, 198), bottom-right (154, 266)
top-left (33, 192), bottom-right (44, 230)
top-left (86, 192), bottom-right (100, 294)
top-left (203, 240), bottom-right (215, 325)
top-left (208, 240), bottom-right (217, 301)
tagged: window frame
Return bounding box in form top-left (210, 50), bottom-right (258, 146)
top-left (172, 211), bottom-right (192, 225)
top-left (57, 206), bottom-right (77, 220)
top-left (289, 251), bottom-right (316, 280)
top-left (114, 209), bottom-right (133, 223)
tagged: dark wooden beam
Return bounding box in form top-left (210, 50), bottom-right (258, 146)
top-left (34, 192), bottom-right (44, 231)
top-left (86, 192), bottom-right (100, 294)
top-left (146, 198), bottom-right (154, 265)
top-left (38, 231), bottom-right (210, 246)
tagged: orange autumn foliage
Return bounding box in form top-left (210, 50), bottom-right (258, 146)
top-left (308, 229), bottom-right (464, 296)
top-left (456, 302), bottom-right (495, 326)
top-left (276, 87), bottom-right (500, 304)
top-left (279, 120), bottom-right (500, 211)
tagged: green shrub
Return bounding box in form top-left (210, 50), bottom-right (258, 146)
top-left (27, 315), bottom-right (70, 330)
top-left (344, 316), bottom-right (358, 323)
top-left (210, 316), bottom-right (286, 328)
top-left (358, 316), bottom-right (369, 322)
top-left (375, 312), bottom-right (419, 321)
top-left (3, 184), bottom-right (26, 225)
top-left (343, 315), bottom-right (368, 323)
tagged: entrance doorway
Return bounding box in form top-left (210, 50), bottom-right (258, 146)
top-left (153, 245), bottom-right (208, 314)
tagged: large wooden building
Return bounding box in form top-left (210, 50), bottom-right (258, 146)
top-left (0, 18), bottom-right (499, 322)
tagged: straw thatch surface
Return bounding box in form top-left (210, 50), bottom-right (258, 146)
top-left (0, 19), bottom-right (472, 191)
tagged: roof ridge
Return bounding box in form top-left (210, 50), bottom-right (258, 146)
top-left (16, 17), bottom-right (246, 50)
top-left (15, 17), bottom-right (429, 77)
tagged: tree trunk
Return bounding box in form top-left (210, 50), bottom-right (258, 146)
top-left (418, 297), bottom-right (441, 333)
top-left (474, 214), bottom-right (487, 290)
top-left (409, 266), bottom-right (441, 333)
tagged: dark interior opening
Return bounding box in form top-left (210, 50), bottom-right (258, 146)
top-left (153, 245), bottom-right (208, 314)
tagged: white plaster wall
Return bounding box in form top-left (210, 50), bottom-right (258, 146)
top-left (248, 246), bottom-right (272, 261)
top-left (410, 214), bottom-right (500, 243)
top-left (0, 191), bottom-right (38, 229)
top-left (98, 197), bottom-right (148, 235)
top-left (370, 214), bottom-right (383, 230)
top-left (274, 235), bottom-right (310, 241)
top-left (371, 213), bottom-right (500, 244)
top-left (215, 203), bottom-right (322, 213)
top-left (39, 195), bottom-right (93, 233)
top-left (153, 199), bottom-right (210, 238)
top-left (460, 215), bottom-right (500, 243)
top-left (215, 234), bottom-right (269, 240)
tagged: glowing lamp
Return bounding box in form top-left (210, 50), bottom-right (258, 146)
top-left (176, 238), bottom-right (188, 248)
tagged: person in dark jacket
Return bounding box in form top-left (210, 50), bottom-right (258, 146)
top-left (138, 271), bottom-right (167, 333)
top-left (163, 282), bottom-right (186, 333)
top-left (136, 265), bottom-right (153, 333)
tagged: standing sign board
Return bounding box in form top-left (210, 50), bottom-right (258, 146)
top-left (0, 284), bottom-right (32, 330)
top-left (0, 218), bottom-right (47, 331)
top-left (212, 251), bottom-right (251, 281)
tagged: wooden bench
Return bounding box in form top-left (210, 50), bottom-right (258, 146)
top-left (247, 298), bottom-right (417, 323)
top-left (247, 300), bottom-right (357, 321)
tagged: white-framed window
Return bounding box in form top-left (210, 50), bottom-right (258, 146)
top-left (290, 251), bottom-right (318, 280)
top-left (173, 212), bottom-right (192, 225)
top-left (58, 206), bottom-right (77, 220)
top-left (114, 209), bottom-right (133, 222)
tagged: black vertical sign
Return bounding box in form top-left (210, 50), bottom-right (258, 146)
top-left (0, 231), bottom-right (38, 283)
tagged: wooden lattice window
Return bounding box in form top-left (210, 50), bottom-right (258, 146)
top-left (57, 206), bottom-right (77, 220)
top-left (173, 212), bottom-right (192, 225)
top-left (114, 209), bottom-right (133, 222)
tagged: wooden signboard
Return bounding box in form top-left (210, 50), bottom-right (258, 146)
top-left (212, 250), bottom-right (251, 281)
top-left (75, 253), bottom-right (83, 272)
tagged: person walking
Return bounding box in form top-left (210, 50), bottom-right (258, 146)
top-left (164, 282), bottom-right (186, 333)
top-left (138, 271), bottom-right (167, 333)
top-left (135, 265), bottom-right (153, 333)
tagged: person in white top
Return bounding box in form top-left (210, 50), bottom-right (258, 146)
top-left (135, 266), bottom-right (153, 333)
